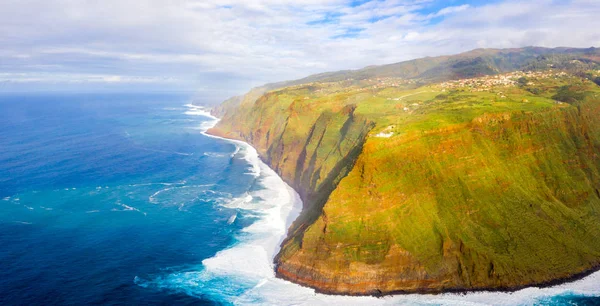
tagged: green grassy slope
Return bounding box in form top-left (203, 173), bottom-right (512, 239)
top-left (208, 48), bottom-right (600, 295)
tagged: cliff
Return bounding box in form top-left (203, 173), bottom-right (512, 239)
top-left (207, 47), bottom-right (600, 295)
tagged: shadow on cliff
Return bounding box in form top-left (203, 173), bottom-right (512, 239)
top-left (273, 104), bottom-right (374, 263)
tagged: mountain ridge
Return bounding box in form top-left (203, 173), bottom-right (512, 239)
top-left (210, 46), bottom-right (600, 117)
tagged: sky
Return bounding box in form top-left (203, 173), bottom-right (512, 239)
top-left (1, 0), bottom-right (599, 101)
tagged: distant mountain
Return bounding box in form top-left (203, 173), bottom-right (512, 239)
top-left (211, 47), bottom-right (600, 117)
top-left (293, 46), bottom-right (600, 83)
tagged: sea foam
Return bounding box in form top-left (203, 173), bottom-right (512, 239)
top-left (135, 104), bottom-right (600, 305)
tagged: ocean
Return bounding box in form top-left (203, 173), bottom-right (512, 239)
top-left (0, 93), bottom-right (599, 305)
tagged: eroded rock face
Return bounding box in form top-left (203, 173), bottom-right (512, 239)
top-left (274, 104), bottom-right (600, 295)
top-left (208, 74), bottom-right (600, 295)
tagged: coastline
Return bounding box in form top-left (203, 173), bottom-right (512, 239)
top-left (277, 264), bottom-right (600, 297)
top-left (190, 104), bottom-right (600, 303)
top-left (187, 103), bottom-right (305, 273)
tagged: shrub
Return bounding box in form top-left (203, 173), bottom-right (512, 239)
top-left (552, 85), bottom-right (586, 104)
top-left (435, 94), bottom-right (449, 100)
top-left (517, 77), bottom-right (529, 87)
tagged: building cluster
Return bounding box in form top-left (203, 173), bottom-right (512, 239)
top-left (374, 125), bottom-right (396, 138)
top-left (365, 77), bottom-right (416, 89)
top-left (439, 70), bottom-right (568, 92)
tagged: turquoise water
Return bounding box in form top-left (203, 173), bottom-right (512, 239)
top-left (0, 93), bottom-right (599, 305)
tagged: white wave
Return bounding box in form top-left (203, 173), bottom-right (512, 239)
top-left (228, 213), bottom-right (237, 225)
top-left (2, 196), bottom-right (10, 201)
top-left (201, 123), bottom-right (260, 176)
top-left (14, 221), bottom-right (32, 225)
top-left (148, 184), bottom-right (221, 211)
top-left (220, 194), bottom-right (254, 210)
top-left (241, 145), bottom-right (261, 177)
top-left (203, 152), bottom-right (229, 158)
top-left (184, 104), bottom-right (218, 119)
top-left (148, 184), bottom-right (215, 204)
top-left (230, 272), bottom-right (600, 306)
top-left (128, 182), bottom-right (185, 188)
top-left (199, 120), bottom-right (219, 132)
top-left (112, 202), bottom-right (138, 212)
top-left (86, 210), bottom-right (101, 213)
top-left (202, 130), bottom-right (261, 178)
top-left (184, 104), bottom-right (220, 132)
top-left (149, 187), bottom-right (175, 203)
top-left (112, 202), bottom-right (147, 216)
top-left (24, 205), bottom-right (34, 210)
top-left (184, 108), bottom-right (211, 116)
top-left (231, 145), bottom-right (241, 158)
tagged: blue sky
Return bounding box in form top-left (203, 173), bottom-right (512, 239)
top-left (0, 0), bottom-right (598, 101)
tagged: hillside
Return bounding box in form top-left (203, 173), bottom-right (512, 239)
top-left (207, 47), bottom-right (600, 295)
top-left (211, 47), bottom-right (600, 117)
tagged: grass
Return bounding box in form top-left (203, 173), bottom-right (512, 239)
top-left (213, 70), bottom-right (600, 292)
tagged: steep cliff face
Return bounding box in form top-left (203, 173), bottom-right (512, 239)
top-left (209, 89), bottom-right (375, 233)
top-left (275, 102), bottom-right (600, 294)
top-left (207, 48), bottom-right (600, 295)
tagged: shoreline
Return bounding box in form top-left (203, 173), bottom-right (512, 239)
top-left (187, 103), bottom-right (304, 268)
top-left (277, 264), bottom-right (600, 297)
top-left (191, 103), bottom-right (600, 300)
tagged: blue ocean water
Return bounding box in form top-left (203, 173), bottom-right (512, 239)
top-left (0, 93), bottom-right (270, 305)
top-left (0, 93), bottom-right (599, 306)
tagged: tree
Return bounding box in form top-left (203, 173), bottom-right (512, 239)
top-left (517, 76), bottom-right (528, 87)
top-left (552, 85), bottom-right (586, 104)
top-left (526, 87), bottom-right (542, 95)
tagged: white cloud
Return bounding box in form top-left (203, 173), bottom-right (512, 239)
top-left (0, 72), bottom-right (179, 84)
top-left (0, 0), bottom-right (599, 97)
top-left (431, 4), bottom-right (469, 17)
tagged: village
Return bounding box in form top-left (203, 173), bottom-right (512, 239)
top-left (364, 77), bottom-right (417, 89)
top-left (294, 70), bottom-right (574, 99)
top-left (439, 70), bottom-right (568, 92)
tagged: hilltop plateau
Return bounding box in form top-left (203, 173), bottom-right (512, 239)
top-left (207, 47), bottom-right (600, 295)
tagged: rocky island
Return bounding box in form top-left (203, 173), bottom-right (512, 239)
top-left (207, 47), bottom-right (600, 295)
